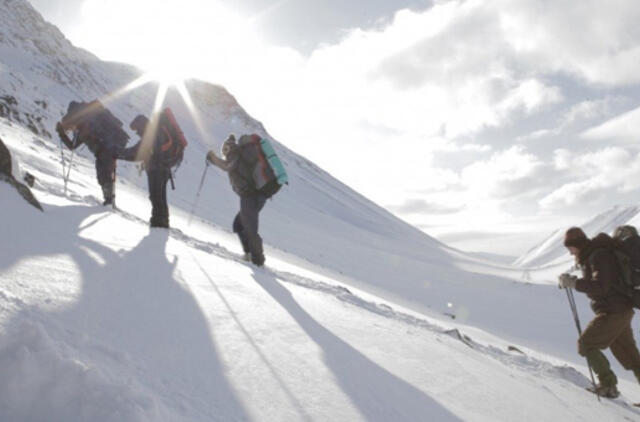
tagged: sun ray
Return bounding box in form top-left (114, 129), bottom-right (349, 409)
top-left (175, 80), bottom-right (212, 146)
top-left (133, 81), bottom-right (170, 162)
top-left (98, 73), bottom-right (155, 106)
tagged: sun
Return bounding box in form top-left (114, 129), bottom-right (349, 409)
top-left (75, 0), bottom-right (259, 85)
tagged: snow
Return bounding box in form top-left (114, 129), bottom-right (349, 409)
top-left (2, 0), bottom-right (640, 420)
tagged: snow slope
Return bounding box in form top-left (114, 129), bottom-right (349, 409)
top-left (3, 158), bottom-right (640, 421)
top-left (3, 1), bottom-right (640, 420)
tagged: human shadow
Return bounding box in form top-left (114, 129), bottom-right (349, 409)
top-left (0, 202), bottom-right (251, 421)
top-left (251, 268), bottom-right (462, 422)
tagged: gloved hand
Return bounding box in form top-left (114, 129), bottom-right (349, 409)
top-left (206, 150), bottom-right (217, 164)
top-left (55, 122), bottom-right (65, 135)
top-left (558, 273), bottom-right (578, 289)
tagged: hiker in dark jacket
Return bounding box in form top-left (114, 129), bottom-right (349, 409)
top-left (118, 115), bottom-right (172, 228)
top-left (559, 227), bottom-right (640, 398)
top-left (207, 134), bottom-right (268, 266)
top-left (56, 101), bottom-right (127, 206)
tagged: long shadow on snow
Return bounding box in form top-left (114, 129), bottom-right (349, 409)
top-left (0, 202), bottom-right (251, 421)
top-left (251, 268), bottom-right (462, 422)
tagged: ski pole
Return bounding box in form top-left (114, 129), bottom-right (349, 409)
top-left (565, 287), bottom-right (600, 402)
top-left (187, 160), bottom-right (210, 226)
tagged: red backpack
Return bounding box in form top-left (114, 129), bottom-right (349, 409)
top-left (157, 107), bottom-right (188, 169)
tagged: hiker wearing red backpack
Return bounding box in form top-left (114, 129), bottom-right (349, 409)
top-left (559, 227), bottom-right (640, 399)
top-left (118, 110), bottom-right (186, 228)
top-left (206, 134), bottom-right (287, 266)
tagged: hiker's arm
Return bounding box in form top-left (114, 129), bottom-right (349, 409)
top-left (119, 141), bottom-right (142, 162)
top-left (56, 123), bottom-right (81, 150)
top-left (207, 151), bottom-right (230, 171)
top-left (575, 251), bottom-right (614, 295)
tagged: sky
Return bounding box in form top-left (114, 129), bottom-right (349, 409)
top-left (28, 0), bottom-right (640, 256)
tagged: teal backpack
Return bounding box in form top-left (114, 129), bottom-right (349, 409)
top-left (238, 134), bottom-right (288, 197)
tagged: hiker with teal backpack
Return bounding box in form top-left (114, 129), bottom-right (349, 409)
top-left (207, 134), bottom-right (288, 266)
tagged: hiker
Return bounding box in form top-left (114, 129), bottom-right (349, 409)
top-left (56, 100), bottom-right (129, 206)
top-left (118, 109), bottom-right (187, 228)
top-left (558, 227), bottom-right (640, 398)
top-left (206, 134), bottom-right (287, 266)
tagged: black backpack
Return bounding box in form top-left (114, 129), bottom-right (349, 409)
top-left (92, 103), bottom-right (129, 150)
top-left (63, 100), bottom-right (129, 151)
top-left (611, 225), bottom-right (640, 307)
top-left (156, 108), bottom-right (187, 169)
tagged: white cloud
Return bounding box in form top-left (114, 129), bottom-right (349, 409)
top-left (581, 106), bottom-right (640, 144)
top-left (552, 149), bottom-right (572, 171)
top-left (540, 147), bottom-right (640, 209)
top-left (460, 145), bottom-right (550, 199)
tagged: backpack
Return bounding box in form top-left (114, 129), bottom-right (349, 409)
top-left (67, 100), bottom-right (129, 150)
top-left (156, 107), bottom-right (188, 169)
top-left (237, 134), bottom-right (288, 197)
top-left (611, 225), bottom-right (640, 307)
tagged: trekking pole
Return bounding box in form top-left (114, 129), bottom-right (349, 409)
top-left (63, 147), bottom-right (75, 195)
top-left (564, 287), bottom-right (600, 402)
top-left (187, 160), bottom-right (210, 226)
top-left (58, 139), bottom-right (67, 191)
top-left (62, 131), bottom-right (78, 195)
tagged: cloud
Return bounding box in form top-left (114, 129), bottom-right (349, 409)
top-left (460, 145), bottom-right (552, 199)
top-left (540, 147), bottom-right (640, 209)
top-left (581, 105), bottom-right (640, 144)
top-left (389, 198), bottom-right (464, 215)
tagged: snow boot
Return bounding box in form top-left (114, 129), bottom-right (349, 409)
top-left (582, 349), bottom-right (620, 398)
top-left (247, 234), bottom-right (265, 267)
top-left (241, 252), bottom-right (251, 262)
top-left (102, 183), bottom-right (115, 206)
top-left (586, 383), bottom-right (620, 398)
top-left (150, 216), bottom-right (169, 228)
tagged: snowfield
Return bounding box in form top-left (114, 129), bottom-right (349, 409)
top-left (3, 0), bottom-right (640, 420)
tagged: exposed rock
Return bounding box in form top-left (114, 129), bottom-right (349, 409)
top-left (0, 136), bottom-right (11, 175)
top-left (0, 136), bottom-right (42, 211)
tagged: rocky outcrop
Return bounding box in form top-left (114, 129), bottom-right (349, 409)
top-left (0, 136), bottom-right (42, 211)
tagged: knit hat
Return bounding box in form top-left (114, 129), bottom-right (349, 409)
top-left (564, 227), bottom-right (589, 249)
top-left (221, 134), bottom-right (237, 157)
top-left (129, 114), bottom-right (148, 131)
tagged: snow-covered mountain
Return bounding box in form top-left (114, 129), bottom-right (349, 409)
top-left (514, 205), bottom-right (640, 269)
top-left (3, 0), bottom-right (640, 420)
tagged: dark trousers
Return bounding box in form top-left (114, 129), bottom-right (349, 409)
top-left (233, 194), bottom-right (267, 264)
top-left (147, 169), bottom-right (171, 227)
top-left (95, 149), bottom-right (116, 201)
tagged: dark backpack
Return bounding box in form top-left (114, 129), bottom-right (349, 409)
top-left (90, 101), bottom-right (129, 150)
top-left (237, 134), bottom-right (287, 198)
top-left (611, 225), bottom-right (640, 307)
top-left (156, 107), bottom-right (187, 169)
top-left (62, 100), bottom-right (129, 151)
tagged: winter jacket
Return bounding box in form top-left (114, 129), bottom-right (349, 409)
top-left (59, 122), bottom-right (111, 156)
top-left (209, 145), bottom-right (260, 197)
top-left (120, 127), bottom-right (171, 171)
top-left (575, 233), bottom-right (632, 314)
